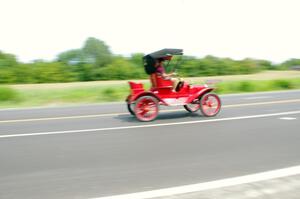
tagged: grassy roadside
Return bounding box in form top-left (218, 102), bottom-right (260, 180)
top-left (0, 71), bottom-right (300, 108)
top-left (0, 84), bottom-right (133, 108)
top-left (216, 78), bottom-right (300, 94)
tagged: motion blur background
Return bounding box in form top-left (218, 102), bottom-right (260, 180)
top-left (0, 0), bottom-right (300, 107)
top-left (1, 1), bottom-right (300, 199)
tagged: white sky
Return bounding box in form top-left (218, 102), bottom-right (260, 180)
top-left (0, 0), bottom-right (300, 63)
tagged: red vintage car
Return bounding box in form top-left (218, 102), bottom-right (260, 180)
top-left (126, 49), bottom-right (221, 121)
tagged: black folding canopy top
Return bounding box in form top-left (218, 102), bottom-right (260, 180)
top-left (147, 48), bottom-right (183, 59)
top-left (143, 49), bottom-right (183, 75)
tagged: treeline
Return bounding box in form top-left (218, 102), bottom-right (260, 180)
top-left (0, 37), bottom-right (299, 84)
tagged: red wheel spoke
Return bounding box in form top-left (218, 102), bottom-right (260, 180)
top-left (134, 96), bottom-right (159, 121)
top-left (200, 93), bottom-right (221, 117)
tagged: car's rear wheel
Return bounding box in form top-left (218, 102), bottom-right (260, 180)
top-left (127, 103), bottom-right (135, 115)
top-left (200, 93), bottom-right (221, 117)
top-left (134, 96), bottom-right (159, 122)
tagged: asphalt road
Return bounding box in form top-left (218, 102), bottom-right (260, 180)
top-left (0, 90), bottom-right (299, 199)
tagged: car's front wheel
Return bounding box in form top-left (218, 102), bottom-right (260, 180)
top-left (200, 93), bottom-right (221, 117)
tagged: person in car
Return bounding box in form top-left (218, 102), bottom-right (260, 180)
top-left (154, 58), bottom-right (179, 91)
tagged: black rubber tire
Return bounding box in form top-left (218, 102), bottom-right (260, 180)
top-left (127, 103), bottom-right (135, 115)
top-left (183, 103), bottom-right (200, 113)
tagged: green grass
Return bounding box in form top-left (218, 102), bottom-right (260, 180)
top-left (216, 78), bottom-right (300, 94)
top-left (0, 86), bottom-right (20, 102)
top-left (12, 86), bottom-right (130, 107)
top-left (0, 78), bottom-right (300, 108)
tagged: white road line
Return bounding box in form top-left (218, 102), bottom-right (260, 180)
top-left (1, 110), bottom-right (300, 139)
top-left (224, 99), bottom-right (300, 108)
top-left (0, 112), bottom-right (127, 123)
top-left (92, 165), bottom-right (300, 199)
top-left (1, 99), bottom-right (300, 124)
top-left (279, 117), bottom-right (297, 120)
top-left (0, 102), bottom-right (123, 112)
top-left (219, 89), bottom-right (300, 97)
top-left (243, 96), bottom-right (271, 100)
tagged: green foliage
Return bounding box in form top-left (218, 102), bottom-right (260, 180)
top-left (272, 80), bottom-right (294, 89)
top-left (1, 37), bottom-right (300, 84)
top-left (0, 69), bottom-right (17, 83)
top-left (57, 37), bottom-right (112, 67)
top-left (82, 37), bottom-right (112, 67)
top-left (0, 86), bottom-right (19, 101)
top-left (95, 57), bottom-right (146, 80)
top-left (178, 56), bottom-right (261, 77)
top-left (72, 64), bottom-right (95, 81)
top-left (238, 81), bottom-right (253, 92)
top-left (278, 58), bottom-right (300, 70)
top-left (13, 62), bottom-right (75, 83)
top-left (256, 60), bottom-right (274, 70)
top-left (0, 51), bottom-right (17, 67)
top-left (129, 53), bottom-right (144, 67)
top-left (57, 49), bottom-right (85, 64)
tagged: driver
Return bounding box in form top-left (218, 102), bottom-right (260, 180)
top-left (155, 58), bottom-right (179, 92)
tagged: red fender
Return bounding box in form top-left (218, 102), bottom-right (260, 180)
top-left (186, 87), bottom-right (215, 103)
top-left (130, 91), bottom-right (168, 105)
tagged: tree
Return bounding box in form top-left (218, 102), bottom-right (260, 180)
top-left (238, 58), bottom-right (260, 74)
top-left (82, 37), bottom-right (112, 67)
top-left (0, 51), bottom-right (18, 68)
top-left (129, 53), bottom-right (144, 67)
top-left (95, 56), bottom-right (146, 80)
top-left (255, 60), bottom-right (274, 70)
top-left (279, 59), bottom-right (300, 70)
top-left (57, 49), bottom-right (85, 65)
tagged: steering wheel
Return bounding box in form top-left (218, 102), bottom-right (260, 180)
top-left (175, 79), bottom-right (184, 92)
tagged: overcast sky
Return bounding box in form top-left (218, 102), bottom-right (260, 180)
top-left (0, 0), bottom-right (299, 63)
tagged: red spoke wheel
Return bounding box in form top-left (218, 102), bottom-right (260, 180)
top-left (200, 93), bottom-right (221, 117)
top-left (184, 103), bottom-right (200, 113)
top-left (134, 96), bottom-right (159, 122)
